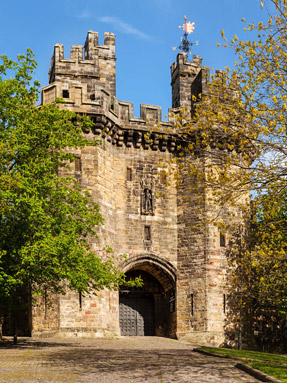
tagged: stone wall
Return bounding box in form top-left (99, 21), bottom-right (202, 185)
top-left (49, 31), bottom-right (116, 97)
top-left (31, 30), bottom-right (237, 345)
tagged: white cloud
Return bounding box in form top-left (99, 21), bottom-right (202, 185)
top-left (99, 16), bottom-right (149, 40)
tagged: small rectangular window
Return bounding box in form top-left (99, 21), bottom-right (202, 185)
top-left (223, 294), bottom-right (226, 314)
top-left (220, 232), bottom-right (226, 247)
top-left (75, 157), bottom-right (81, 172)
top-left (191, 293), bottom-right (194, 316)
top-left (144, 225), bottom-right (151, 241)
top-left (127, 167), bottom-right (132, 181)
top-left (62, 89), bottom-right (69, 98)
top-left (79, 292), bottom-right (82, 310)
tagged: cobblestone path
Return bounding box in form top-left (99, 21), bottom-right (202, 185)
top-left (0, 337), bottom-right (261, 383)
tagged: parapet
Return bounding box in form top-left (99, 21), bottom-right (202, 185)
top-left (170, 52), bottom-right (202, 76)
top-left (171, 52), bottom-right (209, 109)
top-left (41, 78), bottom-right (178, 152)
top-left (42, 31), bottom-right (224, 152)
top-left (48, 31), bottom-right (116, 97)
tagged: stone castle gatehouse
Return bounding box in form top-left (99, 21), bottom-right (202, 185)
top-left (28, 31), bottom-right (230, 345)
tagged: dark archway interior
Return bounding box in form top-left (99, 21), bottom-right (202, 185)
top-left (119, 267), bottom-right (176, 338)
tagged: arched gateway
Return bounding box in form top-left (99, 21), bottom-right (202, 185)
top-left (119, 255), bottom-right (177, 338)
top-left (26, 30), bottom-right (232, 347)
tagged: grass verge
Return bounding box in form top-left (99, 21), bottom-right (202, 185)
top-left (200, 347), bottom-right (287, 382)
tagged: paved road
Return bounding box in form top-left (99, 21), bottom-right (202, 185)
top-left (0, 336), bottom-right (261, 383)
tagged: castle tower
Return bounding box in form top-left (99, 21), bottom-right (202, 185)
top-left (169, 53), bottom-right (229, 344)
top-left (29, 31), bottom-right (232, 346)
top-left (171, 52), bottom-right (209, 110)
top-left (47, 31), bottom-right (116, 102)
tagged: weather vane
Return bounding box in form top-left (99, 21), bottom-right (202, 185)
top-left (173, 16), bottom-right (197, 54)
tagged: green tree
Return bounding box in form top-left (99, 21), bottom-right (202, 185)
top-left (210, 0), bottom-right (287, 314)
top-left (171, 0), bottom-right (287, 209)
top-left (229, 182), bottom-right (287, 313)
top-left (0, 50), bottom-right (132, 318)
top-left (226, 182), bottom-right (287, 349)
top-left (165, 0), bottom-right (287, 343)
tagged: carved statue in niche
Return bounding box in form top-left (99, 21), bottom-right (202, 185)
top-left (140, 177), bottom-right (154, 215)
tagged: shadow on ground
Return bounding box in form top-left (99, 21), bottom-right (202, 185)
top-left (46, 347), bottom-right (236, 379)
top-left (0, 337), bottom-right (78, 349)
top-left (0, 338), bottom-right (261, 382)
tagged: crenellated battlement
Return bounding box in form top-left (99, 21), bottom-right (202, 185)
top-left (42, 31), bottom-right (217, 152)
top-left (49, 31), bottom-right (116, 97)
top-left (171, 52), bottom-right (209, 109)
top-left (41, 80), bottom-right (178, 151)
top-left (170, 52), bottom-right (202, 75)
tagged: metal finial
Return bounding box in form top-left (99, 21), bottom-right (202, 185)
top-left (173, 16), bottom-right (197, 55)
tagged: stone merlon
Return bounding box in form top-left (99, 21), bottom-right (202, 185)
top-left (42, 31), bottom-right (217, 151)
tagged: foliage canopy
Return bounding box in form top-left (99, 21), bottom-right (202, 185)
top-left (168, 0), bottom-right (287, 314)
top-left (0, 50), bottom-right (131, 310)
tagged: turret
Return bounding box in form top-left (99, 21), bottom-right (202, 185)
top-left (171, 52), bottom-right (209, 110)
top-left (48, 31), bottom-right (116, 98)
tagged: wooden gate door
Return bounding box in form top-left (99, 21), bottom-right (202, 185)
top-left (119, 292), bottom-right (154, 336)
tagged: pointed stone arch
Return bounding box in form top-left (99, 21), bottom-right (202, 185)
top-left (119, 254), bottom-right (177, 338)
top-left (121, 253), bottom-right (177, 289)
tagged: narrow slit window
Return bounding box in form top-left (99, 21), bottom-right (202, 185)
top-left (79, 292), bottom-right (82, 310)
top-left (220, 232), bottom-right (226, 247)
top-left (223, 294), bottom-right (226, 314)
top-left (127, 167), bottom-right (132, 181)
top-left (191, 293), bottom-right (194, 316)
top-left (144, 225), bottom-right (151, 241)
top-left (75, 157), bottom-right (81, 172)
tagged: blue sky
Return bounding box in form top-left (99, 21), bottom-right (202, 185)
top-left (1, 0), bottom-right (272, 118)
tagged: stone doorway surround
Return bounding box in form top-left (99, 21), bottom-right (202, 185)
top-left (119, 254), bottom-right (177, 338)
